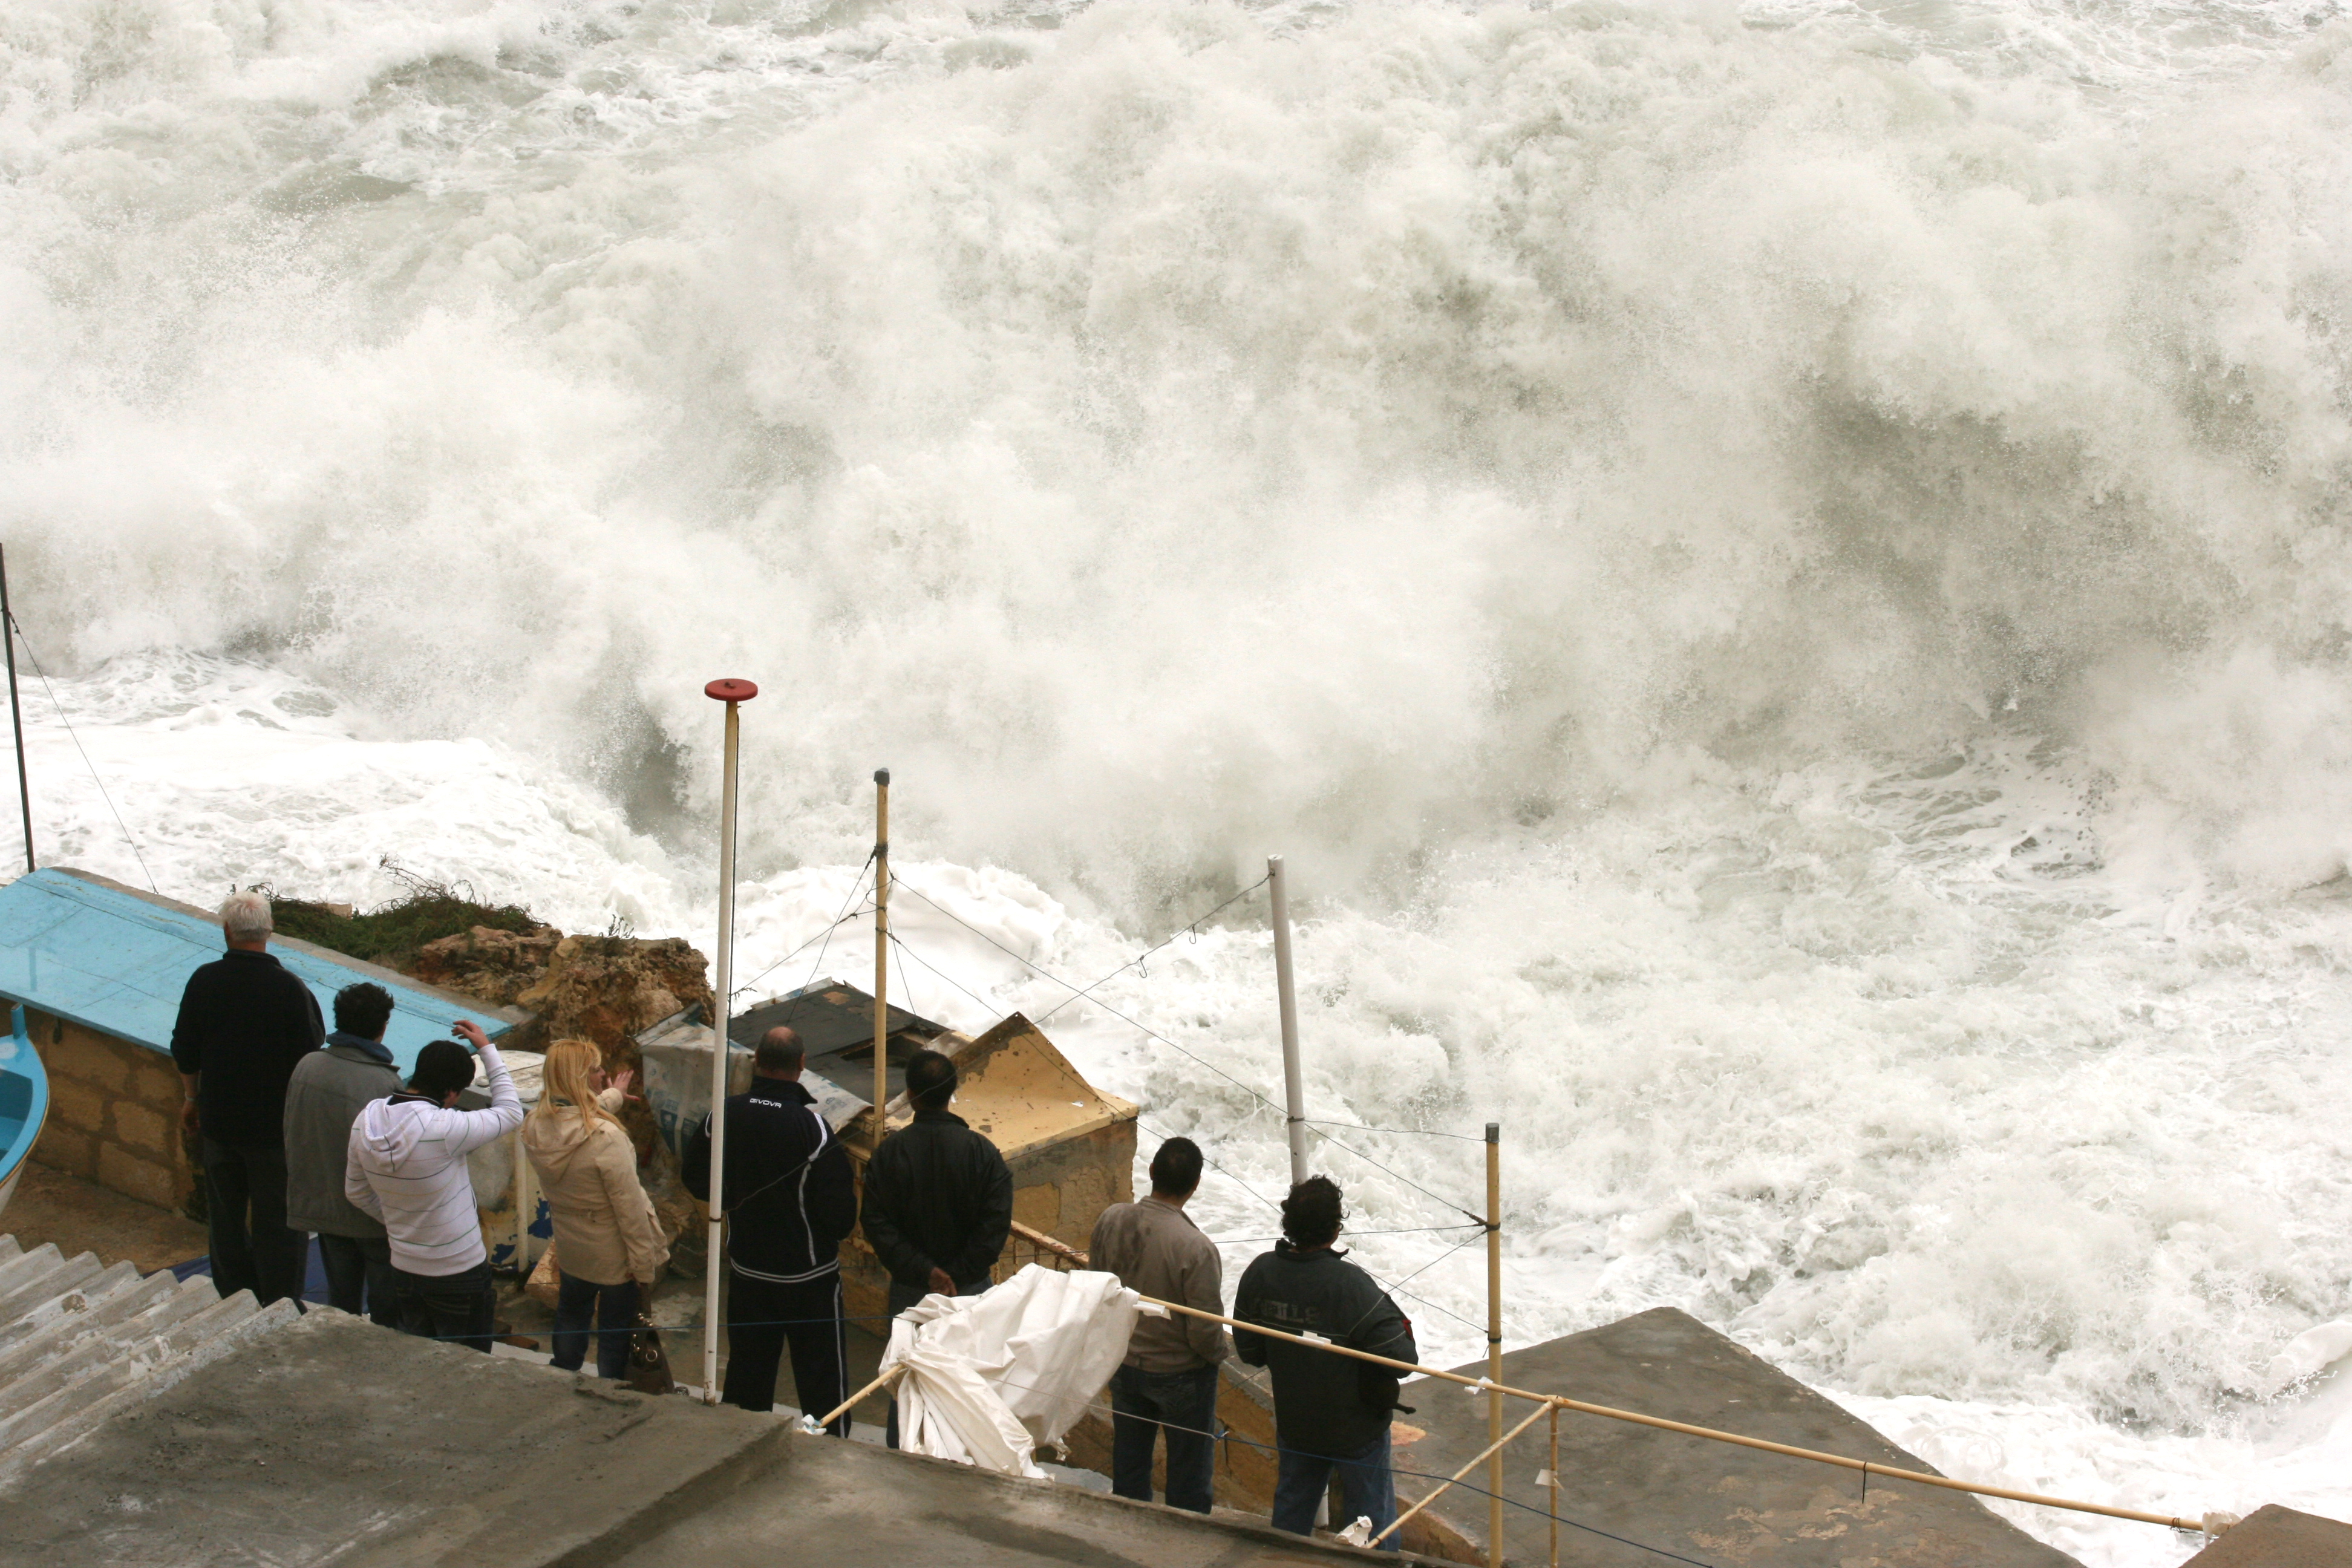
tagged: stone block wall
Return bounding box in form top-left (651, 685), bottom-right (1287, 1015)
top-left (26, 1009), bottom-right (197, 1215)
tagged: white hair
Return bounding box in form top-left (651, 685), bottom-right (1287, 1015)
top-left (218, 890), bottom-right (273, 943)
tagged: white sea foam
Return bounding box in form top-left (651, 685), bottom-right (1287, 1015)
top-left (4, 0), bottom-right (2352, 1559)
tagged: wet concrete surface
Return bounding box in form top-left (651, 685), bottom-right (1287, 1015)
top-left (5, 1163), bottom-right (205, 1275)
top-left (1402, 1307), bottom-right (2081, 1567)
top-left (2180, 1504), bottom-right (2352, 1567)
top-left (606, 1430), bottom-right (1413, 1568)
top-left (0, 1307), bottom-right (1400, 1568)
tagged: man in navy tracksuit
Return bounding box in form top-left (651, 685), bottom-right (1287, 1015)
top-left (684, 1026), bottom-right (857, 1432)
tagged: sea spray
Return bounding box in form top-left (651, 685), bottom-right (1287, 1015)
top-left (4, 2), bottom-right (2352, 1561)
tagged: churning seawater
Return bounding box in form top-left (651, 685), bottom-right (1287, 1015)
top-left (5, 0), bottom-right (2352, 1559)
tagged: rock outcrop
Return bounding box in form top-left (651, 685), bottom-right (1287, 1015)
top-left (403, 926), bottom-right (716, 1278)
top-left (408, 925), bottom-right (563, 1010)
top-left (514, 936), bottom-right (713, 1051)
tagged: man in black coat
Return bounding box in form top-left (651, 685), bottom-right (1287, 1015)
top-left (169, 889), bottom-right (326, 1308)
top-left (860, 1045), bottom-right (1013, 1446)
top-left (684, 1025), bottom-right (858, 1431)
top-left (1234, 1176), bottom-right (1417, 1550)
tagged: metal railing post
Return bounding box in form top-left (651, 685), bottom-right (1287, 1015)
top-left (700, 678), bottom-right (756, 1403)
top-left (1486, 1122), bottom-right (1503, 1567)
top-left (874, 769), bottom-right (890, 1137)
top-left (1269, 855), bottom-right (1307, 1186)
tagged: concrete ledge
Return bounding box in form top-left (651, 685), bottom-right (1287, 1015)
top-left (0, 1307), bottom-right (1433, 1568)
top-left (2180, 1504), bottom-right (2352, 1567)
top-left (602, 1426), bottom-right (1435, 1568)
top-left (0, 1310), bottom-right (785, 1567)
top-left (1404, 1308), bottom-right (2079, 1567)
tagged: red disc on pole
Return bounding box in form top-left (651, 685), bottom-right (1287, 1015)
top-left (704, 678), bottom-right (758, 703)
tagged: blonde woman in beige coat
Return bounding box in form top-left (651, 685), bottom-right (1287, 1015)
top-left (522, 1039), bottom-right (670, 1377)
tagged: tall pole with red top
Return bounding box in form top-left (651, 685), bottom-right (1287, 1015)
top-left (701, 677), bottom-right (756, 1403)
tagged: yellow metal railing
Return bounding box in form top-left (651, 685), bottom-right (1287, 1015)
top-left (995, 1219), bottom-right (1087, 1282)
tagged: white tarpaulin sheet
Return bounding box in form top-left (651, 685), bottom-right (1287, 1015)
top-left (881, 1264), bottom-right (1159, 1478)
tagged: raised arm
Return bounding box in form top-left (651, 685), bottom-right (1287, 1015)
top-left (437, 1024), bottom-right (524, 1154)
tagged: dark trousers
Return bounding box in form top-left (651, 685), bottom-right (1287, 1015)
top-left (1109, 1363), bottom-right (1220, 1513)
top-left (316, 1232), bottom-right (399, 1328)
top-left (201, 1138), bottom-right (305, 1308)
top-left (552, 1272), bottom-right (641, 1380)
top-left (393, 1261), bottom-right (496, 1353)
top-left (722, 1270), bottom-right (848, 1434)
top-left (1272, 1431), bottom-right (1398, 1550)
top-left (884, 1276), bottom-right (987, 1448)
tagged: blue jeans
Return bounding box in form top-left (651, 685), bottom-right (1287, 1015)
top-left (316, 1232), bottom-right (399, 1328)
top-left (1271, 1431), bottom-right (1398, 1550)
top-left (1110, 1364), bottom-right (1220, 1513)
top-left (552, 1272), bottom-right (641, 1379)
top-left (393, 1261), bottom-right (497, 1353)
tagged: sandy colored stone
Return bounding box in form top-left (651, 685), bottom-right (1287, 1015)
top-left (98, 1144), bottom-right (180, 1210)
top-left (112, 1099), bottom-right (171, 1157)
top-left (408, 924), bottom-right (564, 1007)
top-left (33, 1126), bottom-right (97, 1181)
top-left (69, 1036), bottom-right (134, 1092)
top-left (1011, 1182), bottom-right (1060, 1235)
top-left (130, 1056), bottom-right (184, 1108)
top-left (48, 1076), bottom-right (105, 1136)
top-left (518, 935), bottom-right (712, 1051)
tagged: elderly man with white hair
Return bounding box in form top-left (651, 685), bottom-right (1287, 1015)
top-left (169, 889), bottom-right (325, 1307)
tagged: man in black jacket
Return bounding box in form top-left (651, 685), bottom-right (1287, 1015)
top-left (170, 889), bottom-right (326, 1308)
top-left (684, 1026), bottom-right (858, 1431)
top-left (861, 1046), bottom-right (1013, 1446)
top-left (1234, 1177), bottom-right (1417, 1550)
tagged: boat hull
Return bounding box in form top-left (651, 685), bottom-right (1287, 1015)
top-left (0, 1003), bottom-right (48, 1226)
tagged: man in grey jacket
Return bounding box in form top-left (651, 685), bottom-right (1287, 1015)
top-left (283, 983), bottom-right (403, 1327)
top-left (1088, 1136), bottom-right (1231, 1514)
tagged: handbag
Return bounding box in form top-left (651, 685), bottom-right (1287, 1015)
top-left (624, 1307), bottom-right (675, 1396)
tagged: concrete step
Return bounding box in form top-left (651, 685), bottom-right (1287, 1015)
top-left (0, 1263), bottom-right (181, 1374)
top-left (0, 1284), bottom-right (257, 1432)
top-left (0, 1248), bottom-right (105, 1322)
top-left (0, 1235), bottom-right (302, 1486)
top-left (0, 1294), bottom-right (300, 1488)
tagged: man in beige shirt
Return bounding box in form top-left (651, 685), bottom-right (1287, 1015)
top-left (1088, 1137), bottom-right (1231, 1513)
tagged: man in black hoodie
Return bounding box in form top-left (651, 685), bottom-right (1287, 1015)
top-left (860, 1046), bottom-right (1013, 1447)
top-left (684, 1026), bottom-right (857, 1431)
top-left (1234, 1177), bottom-right (1417, 1550)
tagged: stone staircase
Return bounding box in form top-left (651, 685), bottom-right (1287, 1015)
top-left (0, 1233), bottom-right (299, 1486)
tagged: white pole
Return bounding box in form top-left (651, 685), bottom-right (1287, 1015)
top-left (1269, 854), bottom-right (1307, 1187)
top-left (702, 678), bottom-right (756, 1403)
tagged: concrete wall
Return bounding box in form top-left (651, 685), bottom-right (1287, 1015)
top-left (1056, 1359), bottom-right (1466, 1561)
top-left (24, 1010), bottom-right (195, 1217)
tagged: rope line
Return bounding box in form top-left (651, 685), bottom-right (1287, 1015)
top-left (861, 1356), bottom-right (1723, 1568)
top-left (8, 621), bottom-right (157, 892)
top-left (886, 927), bottom-right (1488, 1338)
top-left (1033, 874), bottom-right (1272, 1025)
top-left (728, 850), bottom-right (877, 1003)
top-left (892, 877), bottom-right (1482, 1227)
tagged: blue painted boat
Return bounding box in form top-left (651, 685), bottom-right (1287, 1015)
top-left (0, 1002), bottom-right (47, 1223)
